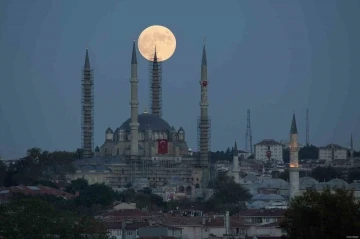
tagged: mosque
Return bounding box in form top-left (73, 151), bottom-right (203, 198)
top-left (68, 40), bottom-right (212, 197)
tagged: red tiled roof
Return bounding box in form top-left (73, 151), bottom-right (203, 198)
top-left (103, 221), bottom-right (181, 230)
top-left (162, 216), bottom-right (250, 228)
top-left (0, 185), bottom-right (75, 200)
top-left (246, 237), bottom-right (282, 239)
top-left (138, 237), bottom-right (177, 239)
top-left (238, 209), bottom-right (285, 217)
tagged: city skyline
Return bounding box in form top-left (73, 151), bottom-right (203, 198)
top-left (0, 0), bottom-right (360, 158)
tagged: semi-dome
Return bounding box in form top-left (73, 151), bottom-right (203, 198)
top-left (120, 113), bottom-right (172, 132)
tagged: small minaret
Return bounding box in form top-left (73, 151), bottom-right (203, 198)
top-left (81, 48), bottom-right (94, 159)
top-left (149, 47), bottom-right (162, 117)
top-left (198, 41), bottom-right (210, 186)
top-left (350, 133), bottom-right (354, 167)
top-left (232, 141), bottom-right (239, 184)
top-left (130, 41), bottom-right (139, 158)
top-left (289, 113), bottom-right (300, 200)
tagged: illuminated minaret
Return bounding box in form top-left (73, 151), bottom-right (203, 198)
top-left (81, 48), bottom-right (94, 159)
top-left (350, 133), bottom-right (354, 167)
top-left (199, 42), bottom-right (209, 167)
top-left (232, 141), bottom-right (239, 183)
top-left (289, 113), bottom-right (299, 200)
top-left (130, 41), bottom-right (139, 158)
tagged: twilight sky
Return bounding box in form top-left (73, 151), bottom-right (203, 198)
top-left (0, 0), bottom-right (360, 159)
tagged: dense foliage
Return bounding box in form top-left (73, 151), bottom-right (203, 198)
top-left (206, 172), bottom-right (251, 214)
top-left (280, 189), bottom-right (360, 239)
top-left (1, 147), bottom-right (77, 187)
top-left (0, 198), bottom-right (112, 239)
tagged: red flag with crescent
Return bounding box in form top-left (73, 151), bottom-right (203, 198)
top-left (158, 139), bottom-right (168, 154)
top-left (266, 150), bottom-right (272, 159)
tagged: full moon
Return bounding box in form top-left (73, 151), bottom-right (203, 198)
top-left (138, 25), bottom-right (176, 62)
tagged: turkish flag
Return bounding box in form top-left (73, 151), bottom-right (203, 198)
top-left (266, 150), bottom-right (272, 159)
top-left (158, 139), bottom-right (168, 154)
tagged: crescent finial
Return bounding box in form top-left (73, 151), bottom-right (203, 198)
top-left (203, 37), bottom-right (206, 45)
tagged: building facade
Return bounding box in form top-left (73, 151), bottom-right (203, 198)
top-left (254, 139), bottom-right (283, 162)
top-left (319, 144), bottom-right (347, 161)
top-left (69, 42), bottom-right (212, 193)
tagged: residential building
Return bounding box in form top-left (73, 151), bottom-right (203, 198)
top-left (254, 140), bottom-right (283, 162)
top-left (104, 221), bottom-right (182, 239)
top-left (238, 150), bottom-right (251, 159)
top-left (319, 144), bottom-right (347, 161)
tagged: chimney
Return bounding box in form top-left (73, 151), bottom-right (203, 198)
top-left (225, 211), bottom-right (230, 235)
top-left (121, 221), bottom-right (126, 229)
top-left (202, 217), bottom-right (206, 225)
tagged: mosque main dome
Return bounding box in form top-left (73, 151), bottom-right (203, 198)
top-left (120, 113), bottom-right (172, 132)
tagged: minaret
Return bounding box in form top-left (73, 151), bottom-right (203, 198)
top-left (198, 42), bottom-right (210, 185)
top-left (149, 47), bottom-right (162, 117)
top-left (350, 133), bottom-right (354, 167)
top-left (130, 41), bottom-right (139, 158)
top-left (232, 141), bottom-right (239, 183)
top-left (81, 48), bottom-right (94, 159)
top-left (289, 113), bottom-right (300, 200)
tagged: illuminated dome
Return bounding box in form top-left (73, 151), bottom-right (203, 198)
top-left (120, 113), bottom-right (172, 132)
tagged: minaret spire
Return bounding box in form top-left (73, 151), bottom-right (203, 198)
top-left (289, 113), bottom-right (299, 200)
top-left (350, 133), bottom-right (354, 167)
top-left (198, 41), bottom-right (210, 187)
top-left (130, 41), bottom-right (139, 158)
top-left (81, 48), bottom-right (94, 158)
top-left (290, 113), bottom-right (298, 134)
top-left (131, 40), bottom-right (137, 64)
top-left (149, 45), bottom-right (162, 117)
top-left (84, 48), bottom-right (90, 69)
top-left (232, 140), bottom-right (239, 183)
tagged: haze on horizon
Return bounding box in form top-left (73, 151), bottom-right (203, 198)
top-left (0, 0), bottom-right (359, 159)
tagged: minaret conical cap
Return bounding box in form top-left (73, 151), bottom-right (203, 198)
top-left (153, 46), bottom-right (158, 63)
top-left (290, 113), bottom-right (298, 134)
top-left (233, 141), bottom-right (238, 154)
top-left (84, 48), bottom-right (90, 69)
top-left (202, 42), bottom-right (207, 66)
top-left (131, 40), bottom-right (137, 64)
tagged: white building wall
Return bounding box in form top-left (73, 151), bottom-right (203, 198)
top-left (179, 226), bottom-right (203, 239)
top-left (319, 148), bottom-right (347, 161)
top-left (255, 144), bottom-right (283, 162)
top-left (247, 226), bottom-right (283, 237)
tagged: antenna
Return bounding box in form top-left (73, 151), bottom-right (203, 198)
top-left (306, 108), bottom-right (309, 146)
top-left (245, 109), bottom-right (253, 154)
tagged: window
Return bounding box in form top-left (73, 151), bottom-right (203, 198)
top-left (127, 230), bottom-right (133, 235)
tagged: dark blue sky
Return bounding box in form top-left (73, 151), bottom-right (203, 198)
top-left (0, 0), bottom-right (359, 159)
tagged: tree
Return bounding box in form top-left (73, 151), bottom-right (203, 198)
top-left (282, 148), bottom-right (290, 163)
top-left (280, 189), bottom-right (360, 239)
top-left (278, 169), bottom-right (308, 182)
top-left (207, 172), bottom-right (251, 214)
top-left (66, 178), bottom-right (89, 194)
top-left (311, 166), bottom-right (341, 182)
top-left (347, 168), bottom-right (360, 183)
top-left (0, 198), bottom-right (112, 239)
top-left (299, 145), bottom-right (319, 159)
top-left (0, 160), bottom-right (6, 186)
top-left (74, 183), bottom-right (115, 208)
